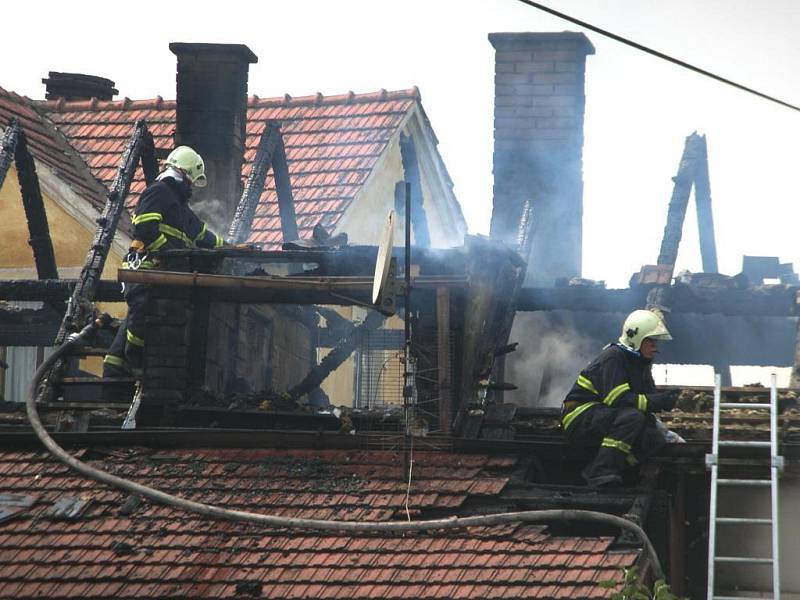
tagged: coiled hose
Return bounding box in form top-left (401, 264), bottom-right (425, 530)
top-left (26, 317), bottom-right (664, 579)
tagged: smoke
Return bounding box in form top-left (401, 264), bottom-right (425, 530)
top-left (191, 196), bottom-right (231, 237)
top-left (504, 311), bottom-right (600, 408)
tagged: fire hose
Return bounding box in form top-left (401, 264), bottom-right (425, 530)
top-left (27, 317), bottom-right (664, 580)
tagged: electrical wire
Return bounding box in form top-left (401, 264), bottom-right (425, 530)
top-left (515, 0), bottom-right (800, 113)
top-left (26, 319), bottom-right (664, 580)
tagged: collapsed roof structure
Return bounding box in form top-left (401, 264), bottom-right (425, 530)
top-left (0, 34), bottom-right (799, 600)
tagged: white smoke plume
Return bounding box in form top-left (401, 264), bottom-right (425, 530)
top-left (504, 311), bottom-right (600, 408)
top-left (191, 196), bottom-right (231, 238)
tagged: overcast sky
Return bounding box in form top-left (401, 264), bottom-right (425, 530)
top-left (5, 0), bottom-right (800, 289)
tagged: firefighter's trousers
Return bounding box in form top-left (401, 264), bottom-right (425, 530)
top-left (103, 283), bottom-right (148, 377)
top-left (563, 404), bottom-right (665, 485)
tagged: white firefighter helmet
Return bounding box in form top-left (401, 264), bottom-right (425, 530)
top-left (165, 146), bottom-right (207, 188)
top-left (618, 309), bottom-right (672, 351)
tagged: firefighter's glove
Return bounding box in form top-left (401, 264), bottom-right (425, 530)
top-left (647, 390), bottom-right (678, 412)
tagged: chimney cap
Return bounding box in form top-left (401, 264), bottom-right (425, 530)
top-left (41, 71), bottom-right (118, 101)
top-left (489, 32), bottom-right (595, 55)
top-left (169, 42), bottom-right (258, 64)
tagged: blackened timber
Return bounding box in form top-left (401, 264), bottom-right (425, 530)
top-left (515, 284), bottom-right (799, 317)
top-left (437, 287), bottom-right (453, 434)
top-left (399, 134), bottom-right (431, 247)
top-left (55, 120), bottom-right (151, 343)
top-left (139, 127), bottom-right (159, 186)
top-left (693, 136), bottom-right (718, 273)
top-left (227, 122), bottom-right (281, 243)
top-left (273, 132), bottom-right (299, 244)
top-left (0, 306), bottom-right (62, 346)
top-left (0, 279), bottom-right (123, 302)
top-left (658, 133), bottom-right (701, 268)
top-left (120, 269), bottom-right (465, 306)
top-left (493, 200), bottom-right (534, 404)
top-left (454, 236), bottom-right (526, 436)
top-left (15, 130), bottom-right (58, 280)
top-left (286, 311), bottom-right (385, 400)
top-left (0, 119), bottom-right (20, 191)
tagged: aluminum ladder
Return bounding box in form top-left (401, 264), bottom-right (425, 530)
top-left (706, 374), bottom-right (784, 600)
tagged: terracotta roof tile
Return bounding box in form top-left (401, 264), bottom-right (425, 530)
top-left (41, 89), bottom-right (421, 249)
top-left (0, 446), bottom-right (638, 599)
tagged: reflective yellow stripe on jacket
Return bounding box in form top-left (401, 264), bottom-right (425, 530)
top-left (603, 383), bottom-right (631, 406)
top-left (576, 375), bottom-right (599, 395)
top-left (132, 212), bottom-right (162, 225)
top-left (159, 223), bottom-right (192, 247)
top-left (637, 394), bottom-right (648, 411)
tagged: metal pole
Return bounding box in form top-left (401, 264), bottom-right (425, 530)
top-left (404, 182), bottom-right (412, 434)
top-left (770, 373), bottom-right (781, 600)
top-left (706, 372), bottom-right (721, 600)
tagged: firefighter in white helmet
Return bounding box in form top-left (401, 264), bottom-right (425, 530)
top-left (103, 146), bottom-right (226, 379)
top-left (560, 309), bottom-right (678, 487)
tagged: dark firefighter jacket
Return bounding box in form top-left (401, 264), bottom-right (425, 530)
top-left (127, 177), bottom-right (224, 269)
top-left (561, 343), bottom-right (672, 431)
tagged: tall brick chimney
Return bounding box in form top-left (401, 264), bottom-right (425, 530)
top-left (489, 32), bottom-right (594, 287)
top-left (169, 43), bottom-right (258, 230)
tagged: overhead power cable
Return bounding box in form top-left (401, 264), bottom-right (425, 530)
top-left (515, 0), bottom-right (800, 113)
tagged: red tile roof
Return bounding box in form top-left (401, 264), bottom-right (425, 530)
top-left (42, 89), bottom-right (423, 249)
top-left (0, 447), bottom-right (638, 599)
top-left (0, 87), bottom-right (108, 214)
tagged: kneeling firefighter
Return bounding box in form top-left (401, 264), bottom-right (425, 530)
top-left (561, 309), bottom-right (678, 487)
top-left (103, 146), bottom-right (226, 378)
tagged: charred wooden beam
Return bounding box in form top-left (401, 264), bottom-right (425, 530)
top-left (0, 279), bottom-right (123, 302)
top-left (693, 136), bottom-right (718, 274)
top-left (120, 269), bottom-right (465, 306)
top-left (286, 310), bottom-right (384, 401)
top-left (15, 130), bottom-right (58, 280)
top-left (437, 287), bottom-right (453, 434)
top-left (0, 119), bottom-right (20, 192)
top-left (454, 236), bottom-right (527, 436)
top-left (227, 122), bottom-right (282, 243)
top-left (273, 132), bottom-right (299, 245)
top-left (399, 134), bottom-right (431, 247)
top-left (55, 119), bottom-right (153, 343)
top-left (515, 284), bottom-right (799, 317)
top-left (0, 305), bottom-right (62, 346)
top-left (658, 133), bottom-right (701, 269)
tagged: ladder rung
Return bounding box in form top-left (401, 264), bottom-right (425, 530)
top-left (719, 402), bottom-right (771, 409)
top-left (718, 478), bottom-right (771, 486)
top-left (713, 596), bottom-right (773, 600)
top-left (715, 556), bottom-right (773, 564)
top-left (716, 517), bottom-right (772, 525)
top-left (718, 441), bottom-right (771, 448)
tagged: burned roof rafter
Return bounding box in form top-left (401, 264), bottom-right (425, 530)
top-left (228, 121), bottom-right (297, 244)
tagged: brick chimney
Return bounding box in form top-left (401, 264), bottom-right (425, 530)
top-left (169, 43), bottom-right (258, 230)
top-left (42, 72), bottom-right (118, 101)
top-left (489, 32), bottom-right (594, 287)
